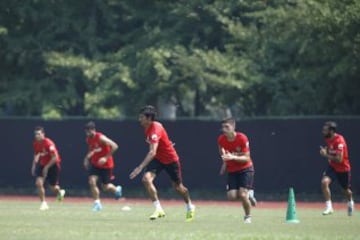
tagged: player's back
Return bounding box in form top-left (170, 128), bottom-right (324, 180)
top-left (149, 121), bottom-right (179, 163)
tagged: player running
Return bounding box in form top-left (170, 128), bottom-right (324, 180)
top-left (218, 118), bottom-right (255, 223)
top-left (320, 121), bottom-right (354, 216)
top-left (83, 121), bottom-right (122, 211)
top-left (129, 105), bottom-right (195, 222)
top-left (31, 126), bottom-right (66, 210)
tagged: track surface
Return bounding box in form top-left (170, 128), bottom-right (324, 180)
top-left (0, 195), bottom-right (347, 209)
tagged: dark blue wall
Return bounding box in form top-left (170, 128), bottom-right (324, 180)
top-left (0, 118), bottom-right (359, 194)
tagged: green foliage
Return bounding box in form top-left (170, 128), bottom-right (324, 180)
top-left (0, 0), bottom-right (359, 118)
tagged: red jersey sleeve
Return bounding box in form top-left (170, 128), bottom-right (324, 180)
top-left (333, 139), bottom-right (345, 155)
top-left (147, 125), bottom-right (162, 144)
top-left (238, 134), bottom-right (250, 153)
top-left (45, 140), bottom-right (56, 154)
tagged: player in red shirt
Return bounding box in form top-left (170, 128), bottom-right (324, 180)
top-left (217, 118), bottom-right (255, 223)
top-left (83, 121), bottom-right (122, 211)
top-left (320, 121), bottom-right (354, 216)
top-left (31, 126), bottom-right (66, 210)
top-left (130, 105), bottom-right (195, 222)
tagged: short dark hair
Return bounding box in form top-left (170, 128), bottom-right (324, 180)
top-left (324, 121), bottom-right (337, 132)
top-left (85, 121), bottom-right (96, 130)
top-left (221, 117), bottom-right (236, 126)
top-left (34, 126), bottom-right (44, 133)
top-left (140, 105), bottom-right (157, 121)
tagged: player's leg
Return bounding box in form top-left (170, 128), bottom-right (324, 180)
top-left (238, 170), bottom-right (254, 223)
top-left (100, 168), bottom-right (122, 199)
top-left (34, 165), bottom-right (49, 210)
top-left (167, 162), bottom-right (195, 222)
top-left (226, 172), bottom-right (239, 201)
top-left (88, 166), bottom-right (102, 211)
top-left (321, 168), bottom-right (334, 215)
top-left (337, 171), bottom-right (354, 216)
top-left (35, 176), bottom-right (49, 210)
top-left (47, 164), bottom-right (66, 202)
top-left (142, 160), bottom-right (165, 220)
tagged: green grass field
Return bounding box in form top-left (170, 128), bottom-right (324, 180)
top-left (0, 198), bottom-right (358, 240)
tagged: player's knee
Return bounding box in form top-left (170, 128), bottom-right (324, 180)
top-left (35, 178), bottom-right (43, 188)
top-left (88, 177), bottom-right (97, 187)
top-left (321, 178), bottom-right (330, 187)
top-left (142, 174), bottom-right (153, 185)
top-left (227, 192), bottom-right (237, 201)
top-left (174, 183), bottom-right (187, 194)
top-left (238, 191), bottom-right (248, 200)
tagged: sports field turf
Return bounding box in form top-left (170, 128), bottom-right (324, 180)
top-left (0, 197), bottom-right (358, 240)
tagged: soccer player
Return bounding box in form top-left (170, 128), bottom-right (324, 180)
top-left (83, 121), bottom-right (122, 211)
top-left (129, 105), bottom-right (195, 222)
top-left (218, 118), bottom-right (255, 223)
top-left (31, 126), bottom-right (66, 210)
top-left (320, 121), bottom-right (354, 216)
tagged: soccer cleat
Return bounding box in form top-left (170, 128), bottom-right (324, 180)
top-left (185, 207), bottom-right (196, 222)
top-left (249, 195), bottom-right (257, 207)
top-left (322, 207), bottom-right (334, 215)
top-left (92, 202), bottom-right (103, 212)
top-left (244, 215), bottom-right (252, 224)
top-left (114, 185), bottom-right (122, 200)
top-left (149, 209), bottom-right (166, 220)
top-left (57, 189), bottom-right (66, 202)
top-left (39, 202), bottom-right (49, 211)
top-left (348, 203), bottom-right (354, 216)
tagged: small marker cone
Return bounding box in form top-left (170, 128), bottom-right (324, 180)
top-left (286, 187), bottom-right (300, 223)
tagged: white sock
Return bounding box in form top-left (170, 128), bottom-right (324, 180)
top-left (326, 200), bottom-right (332, 209)
top-left (153, 200), bottom-right (162, 210)
top-left (186, 203), bottom-right (194, 211)
top-left (248, 190), bottom-right (254, 198)
top-left (94, 199), bottom-right (101, 204)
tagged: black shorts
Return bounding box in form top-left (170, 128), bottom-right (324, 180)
top-left (35, 164), bottom-right (61, 186)
top-left (323, 166), bottom-right (351, 190)
top-left (145, 159), bottom-right (182, 184)
top-left (88, 165), bottom-right (114, 185)
top-left (227, 167), bottom-right (254, 191)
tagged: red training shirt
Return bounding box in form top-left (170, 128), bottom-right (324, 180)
top-left (325, 133), bottom-right (351, 172)
top-left (33, 138), bottom-right (61, 166)
top-left (145, 121), bottom-right (179, 164)
top-left (86, 132), bottom-right (114, 169)
top-left (217, 132), bottom-right (253, 173)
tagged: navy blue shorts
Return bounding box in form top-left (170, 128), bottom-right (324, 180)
top-left (35, 164), bottom-right (60, 186)
top-left (88, 165), bottom-right (114, 185)
top-left (145, 159), bottom-right (182, 184)
top-left (227, 167), bottom-right (254, 191)
top-left (323, 166), bottom-right (351, 190)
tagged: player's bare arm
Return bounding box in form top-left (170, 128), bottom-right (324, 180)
top-left (31, 153), bottom-right (40, 176)
top-left (98, 135), bottom-right (118, 165)
top-left (320, 146), bottom-right (343, 163)
top-left (222, 152), bottom-right (250, 163)
top-left (218, 146), bottom-right (227, 175)
top-left (130, 143), bottom-right (158, 179)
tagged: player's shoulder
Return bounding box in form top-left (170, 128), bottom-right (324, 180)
top-left (334, 133), bottom-right (346, 144)
top-left (217, 134), bottom-right (226, 143)
top-left (236, 132), bottom-right (248, 140)
top-left (44, 137), bottom-right (55, 145)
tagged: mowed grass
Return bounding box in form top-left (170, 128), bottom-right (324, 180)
top-left (0, 198), bottom-right (358, 240)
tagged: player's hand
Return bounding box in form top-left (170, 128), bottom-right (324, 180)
top-left (31, 165), bottom-right (36, 176)
top-left (83, 159), bottom-right (90, 170)
top-left (320, 146), bottom-right (327, 157)
top-left (98, 157), bottom-right (107, 165)
top-left (129, 166), bottom-right (143, 179)
top-left (219, 166), bottom-right (226, 175)
top-left (221, 153), bottom-right (235, 161)
top-left (42, 167), bottom-right (49, 178)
